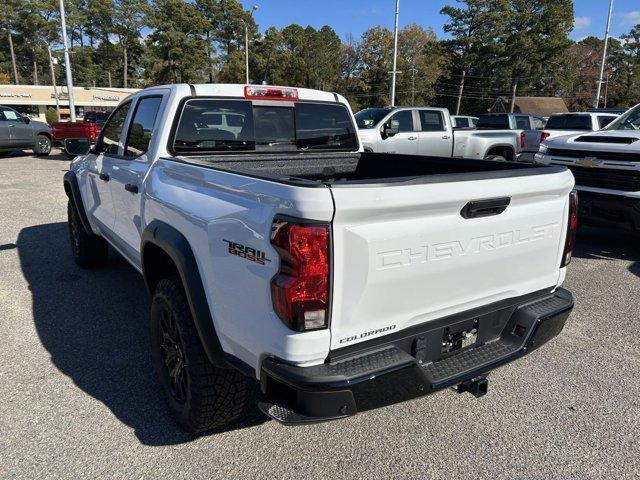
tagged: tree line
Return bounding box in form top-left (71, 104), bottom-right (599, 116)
top-left (1, 0), bottom-right (639, 114)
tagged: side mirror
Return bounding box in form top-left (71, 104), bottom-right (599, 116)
top-left (64, 138), bottom-right (91, 156)
top-left (22, 115), bottom-right (31, 124)
top-left (383, 119), bottom-right (400, 138)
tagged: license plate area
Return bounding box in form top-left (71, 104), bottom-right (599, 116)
top-left (441, 318), bottom-right (479, 354)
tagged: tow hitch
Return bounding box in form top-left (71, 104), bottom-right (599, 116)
top-left (455, 376), bottom-right (488, 398)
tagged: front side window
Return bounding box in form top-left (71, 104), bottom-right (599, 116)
top-left (419, 110), bottom-right (445, 131)
top-left (173, 99), bottom-right (358, 154)
top-left (389, 110), bottom-right (414, 133)
top-left (99, 102), bottom-right (131, 155)
top-left (125, 97), bottom-right (162, 157)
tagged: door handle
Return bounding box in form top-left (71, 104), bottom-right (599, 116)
top-left (461, 197), bottom-right (511, 219)
top-left (124, 183), bottom-right (139, 194)
top-left (408, 136), bottom-right (417, 140)
top-left (442, 135), bottom-right (451, 139)
top-left (99, 173), bottom-right (110, 182)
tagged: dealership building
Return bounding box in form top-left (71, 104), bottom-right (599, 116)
top-left (0, 84), bottom-right (139, 121)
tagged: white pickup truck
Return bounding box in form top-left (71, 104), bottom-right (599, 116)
top-left (356, 107), bottom-right (522, 161)
top-left (63, 83), bottom-right (576, 433)
top-left (475, 113), bottom-right (546, 162)
top-left (541, 112), bottom-right (619, 140)
top-left (535, 104), bottom-right (640, 232)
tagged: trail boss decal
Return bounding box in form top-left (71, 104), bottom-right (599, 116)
top-left (223, 240), bottom-right (272, 265)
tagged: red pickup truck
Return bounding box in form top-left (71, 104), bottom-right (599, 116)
top-left (52, 111), bottom-right (110, 157)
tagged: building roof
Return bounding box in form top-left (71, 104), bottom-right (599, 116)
top-left (490, 96), bottom-right (569, 117)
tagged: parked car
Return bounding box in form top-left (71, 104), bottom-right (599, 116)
top-left (535, 103), bottom-right (640, 232)
top-left (0, 105), bottom-right (52, 156)
top-left (451, 115), bottom-right (478, 129)
top-left (52, 111), bottom-right (111, 158)
top-left (541, 112), bottom-right (619, 140)
top-left (475, 113), bottom-right (545, 162)
top-left (63, 83), bottom-right (575, 432)
top-left (356, 107), bottom-right (522, 161)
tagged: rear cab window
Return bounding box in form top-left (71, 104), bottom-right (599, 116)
top-left (545, 115), bottom-right (592, 130)
top-left (173, 99), bottom-right (358, 154)
top-left (476, 115), bottom-right (510, 130)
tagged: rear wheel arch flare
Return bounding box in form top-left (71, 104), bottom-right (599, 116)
top-left (141, 220), bottom-right (227, 367)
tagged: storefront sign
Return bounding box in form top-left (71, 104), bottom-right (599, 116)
top-left (51, 92), bottom-right (69, 100)
top-left (0, 92), bottom-right (32, 98)
top-left (93, 95), bottom-right (119, 101)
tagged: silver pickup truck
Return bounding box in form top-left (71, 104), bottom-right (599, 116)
top-left (476, 113), bottom-right (545, 162)
top-left (356, 107), bottom-right (522, 162)
top-left (0, 105), bottom-right (52, 156)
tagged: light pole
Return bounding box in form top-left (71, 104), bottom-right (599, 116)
top-left (390, 0), bottom-right (400, 106)
top-left (594, 0), bottom-right (613, 109)
top-left (58, 0), bottom-right (76, 122)
top-left (245, 5), bottom-right (258, 85)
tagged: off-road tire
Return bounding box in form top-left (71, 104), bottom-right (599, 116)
top-left (67, 200), bottom-right (108, 268)
top-left (34, 134), bottom-right (52, 156)
top-left (150, 276), bottom-right (255, 434)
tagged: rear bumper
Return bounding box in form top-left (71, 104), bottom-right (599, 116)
top-left (577, 190), bottom-right (640, 232)
top-left (259, 288), bottom-right (573, 424)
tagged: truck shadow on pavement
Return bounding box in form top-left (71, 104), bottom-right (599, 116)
top-left (17, 222), bottom-right (267, 446)
top-left (573, 226), bottom-right (640, 278)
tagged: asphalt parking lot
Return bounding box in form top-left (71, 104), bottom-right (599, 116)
top-left (1, 151), bottom-right (639, 479)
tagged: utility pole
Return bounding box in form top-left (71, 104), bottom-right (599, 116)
top-left (59, 0), bottom-right (76, 122)
top-left (410, 66), bottom-right (417, 105)
top-left (595, 0), bottom-right (613, 108)
top-left (108, 71), bottom-right (112, 88)
top-left (48, 46), bottom-right (61, 121)
top-left (8, 32), bottom-right (19, 85)
top-left (455, 70), bottom-right (466, 115)
top-left (245, 5), bottom-right (258, 84)
top-left (390, 0), bottom-right (400, 106)
top-left (509, 78), bottom-right (518, 113)
top-left (603, 73), bottom-right (610, 108)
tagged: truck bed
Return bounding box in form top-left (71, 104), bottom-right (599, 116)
top-left (175, 152), bottom-right (566, 186)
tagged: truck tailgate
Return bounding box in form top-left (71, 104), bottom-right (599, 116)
top-left (328, 169), bottom-right (574, 349)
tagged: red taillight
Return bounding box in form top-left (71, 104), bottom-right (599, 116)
top-left (520, 131), bottom-right (526, 149)
top-left (541, 131), bottom-right (550, 142)
top-left (270, 219), bottom-right (330, 331)
top-left (88, 124), bottom-right (98, 142)
top-left (561, 190), bottom-right (578, 267)
top-left (244, 85), bottom-right (299, 101)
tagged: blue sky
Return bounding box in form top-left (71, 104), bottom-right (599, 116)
top-left (241, 0), bottom-right (640, 41)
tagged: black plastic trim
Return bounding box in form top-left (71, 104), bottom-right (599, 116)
top-left (63, 170), bottom-right (92, 235)
top-left (141, 220), bottom-right (228, 367)
top-left (260, 287), bottom-right (574, 424)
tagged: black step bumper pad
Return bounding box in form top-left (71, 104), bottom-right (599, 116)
top-left (259, 288), bottom-right (573, 424)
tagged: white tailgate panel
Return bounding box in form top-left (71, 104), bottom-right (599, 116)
top-left (329, 170), bottom-right (574, 349)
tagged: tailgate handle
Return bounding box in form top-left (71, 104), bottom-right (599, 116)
top-left (461, 197), bottom-right (511, 219)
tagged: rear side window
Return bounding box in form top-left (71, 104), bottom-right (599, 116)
top-left (476, 115), bottom-right (509, 129)
top-left (545, 115), bottom-right (592, 130)
top-left (100, 102), bottom-right (131, 156)
top-left (453, 117), bottom-right (469, 128)
top-left (597, 116), bottom-right (617, 129)
top-left (125, 97), bottom-right (162, 157)
top-left (389, 110), bottom-right (414, 133)
top-left (419, 110), bottom-right (445, 131)
top-left (172, 99), bottom-right (357, 154)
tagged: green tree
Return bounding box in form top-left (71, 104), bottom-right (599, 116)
top-left (113, 0), bottom-right (149, 87)
top-left (440, 0), bottom-right (508, 113)
top-left (145, 0), bottom-right (209, 83)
